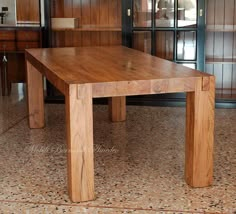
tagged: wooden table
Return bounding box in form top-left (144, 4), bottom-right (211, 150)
top-left (25, 46), bottom-right (215, 202)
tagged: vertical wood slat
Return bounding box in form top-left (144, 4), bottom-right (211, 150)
top-left (91, 32), bottom-right (101, 46)
top-left (91, 0), bottom-right (100, 24)
top-left (51, 0), bottom-right (64, 18)
top-left (205, 32), bottom-right (214, 58)
top-left (206, 0), bottom-right (214, 26)
top-left (100, 0), bottom-right (109, 26)
top-left (224, 0), bottom-right (235, 26)
top-left (81, 0), bottom-right (91, 45)
top-left (72, 0), bottom-right (82, 18)
top-left (64, 0), bottom-right (73, 17)
top-left (81, 0), bottom-right (91, 25)
top-left (82, 32), bottom-right (92, 46)
top-left (214, 0), bottom-right (225, 26)
top-left (109, 0), bottom-right (118, 27)
top-left (73, 32), bottom-right (82, 47)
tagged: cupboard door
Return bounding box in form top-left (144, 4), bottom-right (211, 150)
top-left (125, 0), bottom-right (204, 69)
top-left (16, 0), bottom-right (40, 24)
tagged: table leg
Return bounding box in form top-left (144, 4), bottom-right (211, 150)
top-left (26, 61), bottom-right (45, 128)
top-left (185, 76), bottom-right (215, 187)
top-left (65, 84), bottom-right (95, 202)
top-left (109, 96), bottom-right (126, 122)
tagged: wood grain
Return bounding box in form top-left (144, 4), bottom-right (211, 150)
top-left (185, 76), bottom-right (215, 187)
top-left (51, 0), bottom-right (64, 17)
top-left (16, 0), bottom-right (40, 23)
top-left (65, 84), bottom-right (95, 202)
top-left (64, 0), bottom-right (73, 17)
top-left (26, 61), bottom-right (45, 128)
top-left (25, 46), bottom-right (210, 87)
top-left (109, 96), bottom-right (126, 122)
top-left (0, 28), bottom-right (41, 95)
top-left (50, 0), bottom-right (122, 47)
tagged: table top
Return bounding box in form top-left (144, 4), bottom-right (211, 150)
top-left (26, 46), bottom-right (212, 97)
top-left (25, 46), bottom-right (210, 85)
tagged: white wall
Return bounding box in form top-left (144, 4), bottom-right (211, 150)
top-left (40, 0), bottom-right (44, 26)
top-left (0, 0), bottom-right (16, 25)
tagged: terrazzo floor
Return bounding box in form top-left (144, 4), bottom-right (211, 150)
top-left (0, 84), bottom-right (235, 214)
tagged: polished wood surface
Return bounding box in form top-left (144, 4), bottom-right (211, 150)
top-left (26, 46), bottom-right (215, 202)
top-left (65, 84), bottom-right (95, 202)
top-left (25, 46), bottom-right (210, 86)
top-left (185, 76), bottom-right (215, 187)
top-left (26, 61), bottom-right (45, 128)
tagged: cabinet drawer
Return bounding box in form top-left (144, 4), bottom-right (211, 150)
top-left (0, 41), bottom-right (16, 51)
top-left (16, 31), bottom-right (40, 41)
top-left (0, 30), bottom-right (15, 40)
top-left (16, 41), bottom-right (40, 51)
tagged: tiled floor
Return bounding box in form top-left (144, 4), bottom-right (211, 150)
top-left (0, 84), bottom-right (235, 214)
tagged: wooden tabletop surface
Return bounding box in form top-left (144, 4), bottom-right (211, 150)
top-left (25, 46), bottom-right (210, 85)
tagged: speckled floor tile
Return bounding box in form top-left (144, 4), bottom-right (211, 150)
top-left (0, 84), bottom-right (27, 134)
top-left (0, 84), bottom-right (235, 214)
top-left (0, 201), bottom-right (205, 214)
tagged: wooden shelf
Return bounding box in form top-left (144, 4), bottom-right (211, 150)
top-left (206, 25), bottom-right (236, 32)
top-left (216, 88), bottom-right (236, 99)
top-left (51, 26), bottom-right (122, 32)
top-left (206, 58), bottom-right (236, 64)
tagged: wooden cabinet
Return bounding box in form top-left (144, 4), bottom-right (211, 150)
top-left (49, 0), bottom-right (122, 47)
top-left (129, 0), bottom-right (201, 69)
top-left (0, 28), bottom-right (41, 95)
top-left (16, 30), bottom-right (41, 51)
top-left (0, 30), bottom-right (15, 40)
top-left (0, 30), bottom-right (16, 51)
top-left (205, 0), bottom-right (236, 100)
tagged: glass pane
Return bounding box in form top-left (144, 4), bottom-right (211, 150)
top-left (177, 31), bottom-right (196, 60)
top-left (133, 0), bottom-right (152, 27)
top-left (133, 31), bottom-right (152, 54)
top-left (156, 31), bottom-right (174, 60)
top-left (155, 0), bottom-right (175, 27)
top-left (178, 0), bottom-right (197, 27)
